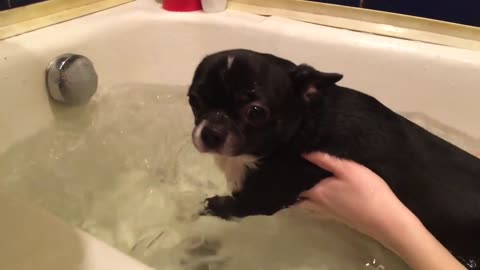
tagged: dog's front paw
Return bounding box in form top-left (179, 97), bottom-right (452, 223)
top-left (200, 196), bottom-right (239, 220)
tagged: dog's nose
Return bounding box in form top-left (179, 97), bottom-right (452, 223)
top-left (201, 126), bottom-right (226, 149)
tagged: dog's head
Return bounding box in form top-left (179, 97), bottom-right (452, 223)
top-left (188, 49), bottom-right (343, 157)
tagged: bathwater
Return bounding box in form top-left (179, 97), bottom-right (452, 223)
top-left (0, 84), bottom-right (477, 270)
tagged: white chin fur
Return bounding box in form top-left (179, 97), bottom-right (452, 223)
top-left (193, 119), bottom-right (258, 192)
top-left (193, 120), bottom-right (207, 152)
top-left (214, 154), bottom-right (258, 192)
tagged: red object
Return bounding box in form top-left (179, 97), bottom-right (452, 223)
top-left (162, 0), bottom-right (202, 11)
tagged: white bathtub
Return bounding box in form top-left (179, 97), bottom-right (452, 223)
top-left (0, 0), bottom-right (479, 269)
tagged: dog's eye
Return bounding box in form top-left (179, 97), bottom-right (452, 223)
top-left (188, 95), bottom-right (200, 110)
top-left (245, 105), bottom-right (269, 126)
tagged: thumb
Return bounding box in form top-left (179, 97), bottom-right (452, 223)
top-left (303, 152), bottom-right (347, 177)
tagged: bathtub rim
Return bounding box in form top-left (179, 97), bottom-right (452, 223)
top-left (1, 0), bottom-right (480, 51)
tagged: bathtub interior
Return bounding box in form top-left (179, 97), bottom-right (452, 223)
top-left (0, 0), bottom-right (480, 270)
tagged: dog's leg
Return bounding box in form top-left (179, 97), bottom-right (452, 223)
top-left (201, 184), bottom-right (297, 220)
top-left (200, 195), bottom-right (242, 219)
top-left (201, 194), bottom-right (281, 219)
top-left (201, 153), bottom-right (331, 219)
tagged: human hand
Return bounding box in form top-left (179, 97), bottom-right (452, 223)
top-left (296, 152), bottom-right (415, 245)
top-left (297, 152), bottom-right (465, 270)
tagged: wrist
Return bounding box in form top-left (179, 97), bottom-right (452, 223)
top-left (371, 204), bottom-right (465, 270)
top-left (372, 202), bottom-right (421, 252)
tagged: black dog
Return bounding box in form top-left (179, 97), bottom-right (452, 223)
top-left (187, 49), bottom-right (480, 262)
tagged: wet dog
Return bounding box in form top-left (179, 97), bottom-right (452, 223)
top-left (187, 49), bottom-right (480, 262)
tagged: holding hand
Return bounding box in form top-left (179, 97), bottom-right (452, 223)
top-left (298, 152), bottom-right (466, 270)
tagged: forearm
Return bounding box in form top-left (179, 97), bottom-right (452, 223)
top-left (375, 204), bottom-right (465, 270)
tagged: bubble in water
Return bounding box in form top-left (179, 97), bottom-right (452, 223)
top-left (365, 258), bottom-right (386, 270)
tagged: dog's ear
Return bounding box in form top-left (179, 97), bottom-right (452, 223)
top-left (291, 64), bottom-right (343, 102)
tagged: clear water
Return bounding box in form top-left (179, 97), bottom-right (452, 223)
top-left (0, 84), bottom-right (477, 270)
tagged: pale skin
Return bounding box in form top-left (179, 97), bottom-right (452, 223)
top-left (297, 152), bottom-right (468, 270)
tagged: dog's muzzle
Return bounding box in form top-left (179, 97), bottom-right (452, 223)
top-left (193, 120), bottom-right (229, 153)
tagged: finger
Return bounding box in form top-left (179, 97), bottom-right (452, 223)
top-left (303, 152), bottom-right (348, 177)
top-left (299, 176), bottom-right (336, 201)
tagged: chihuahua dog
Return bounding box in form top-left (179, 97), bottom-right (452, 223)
top-left (187, 49), bottom-right (480, 263)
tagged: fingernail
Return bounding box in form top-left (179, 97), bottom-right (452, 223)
top-left (303, 152), bottom-right (327, 160)
top-left (302, 152), bottom-right (316, 159)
